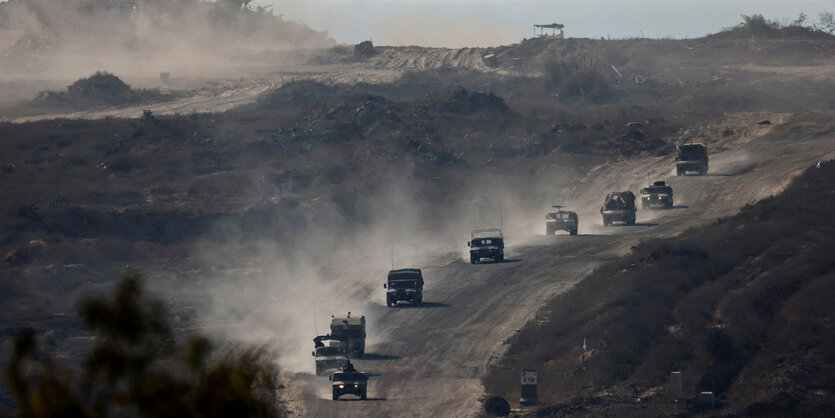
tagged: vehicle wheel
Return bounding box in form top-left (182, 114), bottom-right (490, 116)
top-left (361, 390), bottom-right (367, 400)
top-left (386, 297), bottom-right (392, 307)
top-left (471, 256), bottom-right (478, 264)
top-left (603, 218), bottom-right (609, 227)
top-left (332, 389), bottom-right (339, 401)
top-left (628, 216), bottom-right (636, 225)
top-left (570, 228), bottom-right (578, 236)
top-left (676, 168), bottom-right (682, 176)
top-left (545, 225), bottom-right (555, 235)
top-left (416, 295), bottom-right (422, 304)
top-left (642, 201), bottom-right (646, 210)
top-left (496, 252), bottom-right (504, 262)
top-left (316, 365), bottom-right (323, 376)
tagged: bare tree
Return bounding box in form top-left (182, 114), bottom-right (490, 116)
top-left (818, 11), bottom-right (835, 33)
top-left (790, 12), bottom-right (807, 27)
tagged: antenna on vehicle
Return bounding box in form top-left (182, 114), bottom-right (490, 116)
top-left (499, 198), bottom-right (504, 231)
top-left (391, 244), bottom-right (395, 270)
top-left (313, 309), bottom-right (319, 335)
top-left (414, 247), bottom-right (422, 270)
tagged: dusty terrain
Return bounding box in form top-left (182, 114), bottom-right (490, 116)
top-left (2, 13), bottom-right (835, 417)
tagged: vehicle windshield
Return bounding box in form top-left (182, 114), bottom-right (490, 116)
top-left (472, 238), bottom-right (497, 246)
top-left (316, 347), bottom-right (343, 356)
top-left (642, 186), bottom-right (671, 195)
top-left (389, 280), bottom-right (417, 289)
top-left (332, 372), bottom-right (366, 381)
top-left (549, 212), bottom-right (574, 219)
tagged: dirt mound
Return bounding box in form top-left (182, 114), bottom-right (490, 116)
top-left (65, 72), bottom-right (136, 106)
top-left (25, 72), bottom-right (174, 112)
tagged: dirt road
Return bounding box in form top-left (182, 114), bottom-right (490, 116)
top-left (285, 114), bottom-right (835, 417)
top-left (0, 66), bottom-right (401, 124)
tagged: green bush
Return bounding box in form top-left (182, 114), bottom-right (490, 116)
top-left (5, 273), bottom-right (283, 418)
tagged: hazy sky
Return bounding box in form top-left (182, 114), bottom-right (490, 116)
top-left (269, 0), bottom-right (834, 47)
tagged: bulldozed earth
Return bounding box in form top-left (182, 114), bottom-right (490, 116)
top-left (2, 13), bottom-right (835, 416)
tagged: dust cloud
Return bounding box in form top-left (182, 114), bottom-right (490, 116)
top-left (181, 163), bottom-right (582, 373)
top-left (0, 0), bottom-right (334, 80)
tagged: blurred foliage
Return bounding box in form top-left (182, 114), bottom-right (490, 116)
top-left (5, 273), bottom-right (282, 418)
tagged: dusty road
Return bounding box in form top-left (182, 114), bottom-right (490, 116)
top-left (285, 114), bottom-right (835, 417)
top-left (0, 66), bottom-right (402, 123)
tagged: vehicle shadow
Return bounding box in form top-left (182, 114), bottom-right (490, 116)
top-left (338, 397), bottom-right (387, 402)
top-left (360, 353), bottom-right (399, 361)
top-left (671, 205), bottom-right (689, 209)
top-left (624, 222), bottom-right (658, 227)
top-left (474, 259), bottom-right (521, 264)
top-left (705, 173), bottom-right (733, 177)
top-left (392, 302), bottom-right (451, 309)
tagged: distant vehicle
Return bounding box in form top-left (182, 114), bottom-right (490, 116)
top-left (600, 191), bottom-right (636, 226)
top-left (330, 360), bottom-right (368, 400)
top-left (384, 268), bottom-right (424, 307)
top-left (312, 335), bottom-right (349, 376)
top-left (330, 313), bottom-right (366, 357)
top-left (640, 181), bottom-right (674, 209)
top-left (545, 205), bottom-right (578, 235)
top-left (676, 143), bottom-right (708, 176)
top-left (468, 228), bottom-right (504, 264)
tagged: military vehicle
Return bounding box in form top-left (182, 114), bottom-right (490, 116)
top-left (467, 228), bottom-right (504, 264)
top-left (545, 205), bottom-right (579, 235)
top-left (676, 143), bottom-right (708, 176)
top-left (384, 268), bottom-right (424, 307)
top-left (640, 181), bottom-right (674, 209)
top-left (600, 191), bottom-right (637, 226)
top-left (312, 334), bottom-right (349, 376)
top-left (330, 360), bottom-right (368, 400)
top-left (330, 313), bottom-right (366, 356)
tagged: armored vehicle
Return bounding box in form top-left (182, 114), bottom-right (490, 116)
top-left (676, 143), bottom-right (708, 176)
top-left (468, 228), bottom-right (504, 264)
top-left (384, 268), bottom-right (424, 307)
top-left (330, 313), bottom-right (366, 357)
top-left (600, 191), bottom-right (636, 226)
top-left (545, 205), bottom-right (579, 235)
top-left (312, 335), bottom-right (348, 376)
top-left (330, 360), bottom-right (368, 400)
top-left (640, 181), bottom-right (674, 209)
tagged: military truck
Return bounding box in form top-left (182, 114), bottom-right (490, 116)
top-left (330, 360), bottom-right (368, 400)
top-left (312, 334), bottom-right (349, 376)
top-left (640, 181), bottom-right (674, 209)
top-left (384, 268), bottom-right (424, 307)
top-left (545, 205), bottom-right (579, 235)
top-left (468, 228), bottom-right (504, 264)
top-left (600, 191), bottom-right (636, 226)
top-left (330, 313), bottom-right (366, 357)
top-left (676, 143), bottom-right (708, 176)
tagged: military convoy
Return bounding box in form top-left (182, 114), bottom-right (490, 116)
top-left (640, 181), bottom-right (674, 209)
top-left (545, 205), bottom-right (579, 235)
top-left (315, 142), bottom-right (714, 399)
top-left (676, 143), bottom-right (709, 176)
top-left (600, 191), bottom-right (637, 226)
top-left (468, 228), bottom-right (505, 264)
top-left (330, 360), bottom-right (368, 400)
top-left (330, 313), bottom-right (366, 356)
top-left (384, 268), bottom-right (424, 307)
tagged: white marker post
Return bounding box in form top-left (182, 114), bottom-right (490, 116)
top-left (670, 371), bottom-right (682, 400)
top-left (520, 369), bottom-right (537, 405)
